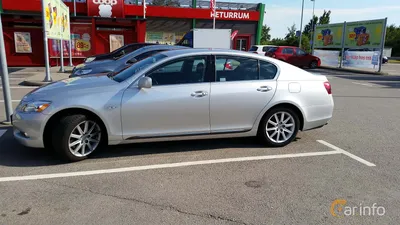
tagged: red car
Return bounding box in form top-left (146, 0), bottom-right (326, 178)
top-left (265, 46), bottom-right (321, 69)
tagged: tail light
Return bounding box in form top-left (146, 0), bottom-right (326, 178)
top-left (324, 81), bottom-right (332, 94)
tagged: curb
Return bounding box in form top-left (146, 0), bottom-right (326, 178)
top-left (320, 66), bottom-right (390, 76)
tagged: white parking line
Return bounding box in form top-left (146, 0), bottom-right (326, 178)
top-left (317, 140), bottom-right (376, 167)
top-left (0, 151), bottom-right (340, 182)
top-left (0, 100), bottom-right (21, 103)
top-left (352, 82), bottom-right (375, 87)
top-left (0, 129), bottom-right (6, 139)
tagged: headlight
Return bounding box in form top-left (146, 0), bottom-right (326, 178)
top-left (85, 57), bottom-right (95, 63)
top-left (19, 101), bottom-right (51, 113)
top-left (75, 69), bottom-right (93, 76)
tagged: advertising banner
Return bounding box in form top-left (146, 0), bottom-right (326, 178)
top-left (343, 51), bottom-right (381, 69)
top-left (43, 0), bottom-right (70, 40)
top-left (109, 34), bottom-right (124, 52)
top-left (87, 0), bottom-right (124, 18)
top-left (313, 50), bottom-right (340, 67)
top-left (14, 32), bottom-right (32, 53)
top-left (314, 23), bottom-right (344, 48)
top-left (146, 32), bottom-right (186, 44)
top-left (49, 24), bottom-right (93, 58)
top-left (344, 19), bottom-right (385, 48)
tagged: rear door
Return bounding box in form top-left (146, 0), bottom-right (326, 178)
top-left (282, 47), bottom-right (297, 64)
top-left (210, 55), bottom-right (278, 133)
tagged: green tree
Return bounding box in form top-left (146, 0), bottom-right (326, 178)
top-left (318, 10), bottom-right (331, 25)
top-left (260, 25), bottom-right (271, 45)
top-left (303, 15), bottom-right (318, 38)
top-left (385, 24), bottom-right (400, 56)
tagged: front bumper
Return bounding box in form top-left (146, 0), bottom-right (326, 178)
top-left (12, 112), bottom-right (47, 148)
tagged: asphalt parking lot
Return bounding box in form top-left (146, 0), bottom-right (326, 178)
top-left (1, 67), bottom-right (400, 225)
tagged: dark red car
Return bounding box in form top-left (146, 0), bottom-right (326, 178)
top-left (265, 46), bottom-right (321, 69)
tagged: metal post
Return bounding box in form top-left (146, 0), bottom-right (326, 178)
top-left (339, 22), bottom-right (346, 68)
top-left (73, 0), bottom-right (76, 17)
top-left (378, 18), bottom-right (388, 73)
top-left (310, 0), bottom-right (315, 54)
top-left (299, 0), bottom-right (305, 48)
top-left (212, 0), bottom-right (216, 29)
top-left (59, 39), bottom-right (65, 72)
top-left (41, 0), bottom-right (52, 82)
top-left (68, 38), bottom-right (74, 67)
top-left (143, 0), bottom-right (146, 19)
top-left (0, 14), bottom-right (13, 122)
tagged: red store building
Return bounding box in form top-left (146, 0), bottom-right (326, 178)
top-left (0, 0), bottom-right (265, 67)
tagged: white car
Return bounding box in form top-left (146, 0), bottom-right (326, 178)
top-left (249, 45), bottom-right (277, 55)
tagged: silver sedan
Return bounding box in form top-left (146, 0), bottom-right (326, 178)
top-left (12, 49), bottom-right (334, 162)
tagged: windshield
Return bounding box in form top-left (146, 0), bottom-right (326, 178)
top-left (112, 53), bottom-right (168, 82)
top-left (249, 46), bottom-right (258, 51)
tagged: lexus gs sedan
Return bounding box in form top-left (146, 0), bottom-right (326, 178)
top-left (12, 49), bottom-right (334, 162)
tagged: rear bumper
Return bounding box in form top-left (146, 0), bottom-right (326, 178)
top-left (301, 101), bottom-right (334, 131)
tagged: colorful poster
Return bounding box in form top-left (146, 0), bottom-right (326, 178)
top-left (146, 32), bottom-right (163, 43)
top-left (344, 19), bottom-right (386, 48)
top-left (109, 34), bottom-right (124, 52)
top-left (343, 51), bottom-right (381, 69)
top-left (49, 24), bottom-right (92, 57)
top-left (314, 23), bottom-right (344, 48)
top-left (163, 32), bottom-right (175, 44)
top-left (313, 50), bottom-right (340, 67)
top-left (43, 0), bottom-right (70, 40)
top-left (14, 32), bottom-right (32, 53)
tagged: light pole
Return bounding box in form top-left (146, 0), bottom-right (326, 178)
top-left (311, 0), bottom-right (316, 54)
top-left (299, 0), bottom-right (305, 48)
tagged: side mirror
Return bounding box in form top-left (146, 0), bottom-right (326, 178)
top-left (138, 77), bottom-right (152, 89)
top-left (127, 58), bottom-right (137, 64)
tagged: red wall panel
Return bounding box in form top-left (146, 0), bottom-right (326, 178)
top-left (3, 27), bottom-right (45, 67)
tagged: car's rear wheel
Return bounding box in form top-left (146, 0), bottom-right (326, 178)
top-left (52, 114), bottom-right (103, 162)
top-left (309, 60), bottom-right (318, 69)
top-left (258, 107), bottom-right (300, 147)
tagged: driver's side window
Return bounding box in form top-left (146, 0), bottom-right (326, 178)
top-left (296, 48), bottom-right (307, 56)
top-left (146, 56), bottom-right (208, 86)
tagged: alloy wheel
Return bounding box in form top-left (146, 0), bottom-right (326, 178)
top-left (68, 120), bottom-right (101, 157)
top-left (266, 112), bottom-right (295, 143)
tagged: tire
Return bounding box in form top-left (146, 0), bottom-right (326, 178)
top-left (309, 60), bottom-right (318, 69)
top-left (52, 114), bottom-right (103, 162)
top-left (258, 107), bottom-right (300, 147)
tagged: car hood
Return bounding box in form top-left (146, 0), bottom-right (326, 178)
top-left (22, 75), bottom-right (118, 101)
top-left (83, 59), bottom-right (115, 68)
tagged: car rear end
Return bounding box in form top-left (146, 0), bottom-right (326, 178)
top-left (265, 47), bottom-right (279, 58)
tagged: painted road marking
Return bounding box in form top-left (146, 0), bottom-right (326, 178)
top-left (0, 129), bottom-right (6, 139)
top-left (0, 100), bottom-right (21, 103)
top-left (317, 140), bottom-right (376, 167)
top-left (352, 82), bottom-right (375, 87)
top-left (0, 151), bottom-right (341, 182)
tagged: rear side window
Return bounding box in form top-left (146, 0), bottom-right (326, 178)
top-left (249, 46), bottom-right (258, 51)
top-left (262, 46), bottom-right (272, 52)
top-left (259, 61), bottom-right (278, 80)
top-left (215, 56), bottom-right (258, 82)
top-left (267, 47), bottom-right (278, 53)
top-left (282, 48), bottom-right (294, 54)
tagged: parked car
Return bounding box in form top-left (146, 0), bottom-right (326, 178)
top-left (82, 42), bottom-right (157, 64)
top-left (249, 45), bottom-right (277, 55)
top-left (70, 45), bottom-right (189, 77)
top-left (12, 48), bottom-right (334, 162)
top-left (265, 46), bottom-right (321, 69)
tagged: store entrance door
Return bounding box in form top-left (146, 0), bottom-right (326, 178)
top-left (234, 36), bottom-right (250, 51)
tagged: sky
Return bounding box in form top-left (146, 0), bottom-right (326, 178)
top-left (260, 0), bottom-right (400, 38)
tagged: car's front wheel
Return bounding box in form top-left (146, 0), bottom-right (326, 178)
top-left (52, 114), bottom-right (103, 162)
top-left (258, 107), bottom-right (300, 147)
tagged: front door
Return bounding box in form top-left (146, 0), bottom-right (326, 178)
top-left (234, 36), bottom-right (250, 51)
top-left (210, 55), bottom-right (278, 132)
top-left (121, 55), bottom-right (211, 139)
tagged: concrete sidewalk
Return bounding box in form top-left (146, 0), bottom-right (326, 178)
top-left (8, 67), bottom-right (72, 86)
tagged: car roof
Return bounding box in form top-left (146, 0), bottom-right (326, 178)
top-left (161, 48), bottom-right (276, 58)
top-left (276, 46), bottom-right (297, 48)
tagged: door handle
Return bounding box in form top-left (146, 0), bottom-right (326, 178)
top-left (191, 91), bottom-right (208, 97)
top-left (257, 86), bottom-right (273, 92)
